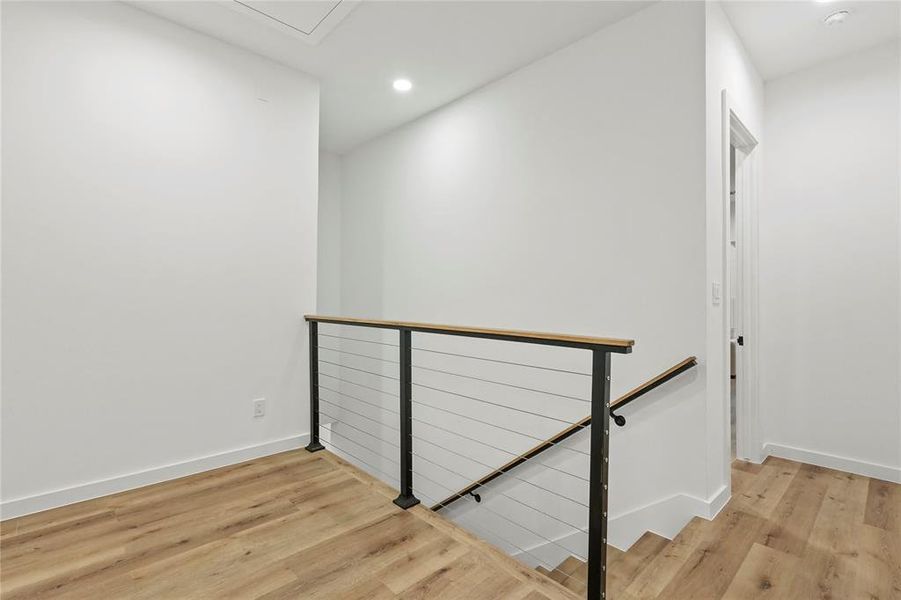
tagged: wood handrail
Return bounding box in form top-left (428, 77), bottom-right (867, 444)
top-left (610, 356), bottom-right (697, 413)
top-left (430, 356), bottom-right (698, 511)
top-left (305, 315), bottom-right (634, 351)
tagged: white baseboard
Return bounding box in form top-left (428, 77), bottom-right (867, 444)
top-left (763, 443), bottom-right (901, 484)
top-left (0, 433), bottom-right (310, 520)
top-left (512, 484), bottom-right (731, 569)
top-left (704, 483), bottom-right (730, 520)
top-left (606, 484), bottom-right (727, 550)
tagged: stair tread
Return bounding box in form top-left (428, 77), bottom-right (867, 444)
top-left (532, 534), bottom-right (674, 597)
top-left (607, 531), bottom-right (671, 597)
top-left (657, 507), bottom-right (768, 599)
top-left (607, 545), bottom-right (626, 562)
top-left (552, 565), bottom-right (587, 593)
top-left (528, 460), bottom-right (836, 598)
top-left (623, 519), bottom-right (709, 598)
top-left (617, 531), bottom-right (670, 562)
top-left (547, 568), bottom-right (567, 584)
top-left (554, 555), bottom-right (585, 575)
top-left (559, 571), bottom-right (587, 593)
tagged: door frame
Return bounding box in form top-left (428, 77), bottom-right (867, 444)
top-left (722, 91), bottom-right (761, 464)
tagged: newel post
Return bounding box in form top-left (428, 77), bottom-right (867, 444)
top-left (305, 320), bottom-right (324, 452)
top-left (393, 328), bottom-right (420, 508)
top-left (587, 348), bottom-right (611, 599)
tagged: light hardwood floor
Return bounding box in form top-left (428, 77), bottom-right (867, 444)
top-left (538, 457), bottom-right (901, 599)
top-left (0, 449), bottom-right (579, 600)
top-left (2, 452), bottom-right (898, 599)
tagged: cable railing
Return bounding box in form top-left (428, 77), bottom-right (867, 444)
top-left (431, 356), bottom-right (698, 512)
top-left (305, 314), bottom-right (635, 600)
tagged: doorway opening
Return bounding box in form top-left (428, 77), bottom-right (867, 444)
top-left (730, 144), bottom-right (738, 458)
top-left (725, 100), bottom-right (760, 464)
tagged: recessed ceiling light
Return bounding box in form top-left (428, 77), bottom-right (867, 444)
top-left (393, 79), bottom-right (412, 93)
top-left (824, 10), bottom-right (850, 25)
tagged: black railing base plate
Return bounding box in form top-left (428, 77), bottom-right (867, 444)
top-left (393, 495), bottom-right (421, 510)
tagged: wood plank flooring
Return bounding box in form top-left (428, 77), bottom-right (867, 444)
top-left (2, 452), bottom-right (898, 599)
top-left (539, 457), bottom-right (901, 599)
top-left (0, 449), bottom-right (578, 600)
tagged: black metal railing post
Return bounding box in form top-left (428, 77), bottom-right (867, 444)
top-left (587, 348), bottom-right (611, 599)
top-left (305, 320), bottom-right (324, 453)
top-left (393, 328), bottom-right (420, 509)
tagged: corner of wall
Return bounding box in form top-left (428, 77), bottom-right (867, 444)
top-left (703, 0), bottom-right (766, 504)
top-left (317, 150), bottom-right (343, 314)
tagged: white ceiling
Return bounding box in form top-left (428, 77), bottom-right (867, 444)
top-left (226, 1), bottom-right (359, 45)
top-left (131, 1), bottom-right (651, 154)
top-left (722, 0), bottom-right (901, 81)
top-left (233, 1), bottom-right (342, 36)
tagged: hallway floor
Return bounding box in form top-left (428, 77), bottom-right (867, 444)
top-left (0, 449), bottom-right (577, 600)
top-left (2, 451), bottom-right (898, 599)
top-left (659, 457), bottom-right (901, 599)
top-left (539, 457), bottom-right (900, 599)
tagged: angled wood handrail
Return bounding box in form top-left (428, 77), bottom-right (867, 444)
top-left (609, 356), bottom-right (697, 415)
top-left (304, 315), bottom-right (634, 352)
top-left (430, 356), bottom-right (698, 511)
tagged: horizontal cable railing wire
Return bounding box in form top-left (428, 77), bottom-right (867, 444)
top-left (319, 403), bottom-right (399, 440)
top-left (319, 345), bottom-right (400, 364)
top-left (318, 384), bottom-right (399, 415)
top-left (319, 345), bottom-right (593, 401)
top-left (411, 398), bottom-right (591, 457)
top-left (411, 416), bottom-right (589, 482)
top-left (412, 483), bottom-right (584, 585)
top-left (411, 363), bottom-right (590, 403)
top-left (318, 372), bottom-right (397, 398)
top-left (323, 424), bottom-right (399, 465)
top-left (412, 467), bottom-right (587, 562)
top-left (411, 448), bottom-right (589, 532)
top-left (411, 381), bottom-right (581, 426)
top-left (408, 366), bottom-right (593, 576)
top-left (413, 346), bottom-right (592, 376)
top-left (412, 435), bottom-right (589, 509)
top-left (411, 467), bottom-right (591, 590)
top-left (325, 431), bottom-right (399, 482)
top-left (319, 332), bottom-right (399, 347)
top-left (319, 358), bottom-right (400, 381)
top-left (322, 435), bottom-right (400, 487)
top-left (432, 356), bottom-right (700, 511)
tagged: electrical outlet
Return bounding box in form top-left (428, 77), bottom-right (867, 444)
top-left (252, 398), bottom-right (266, 418)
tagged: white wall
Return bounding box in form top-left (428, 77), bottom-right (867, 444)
top-left (335, 0), bottom-right (712, 548)
top-left (1, 1), bottom-right (320, 516)
top-left (760, 41), bottom-right (901, 482)
top-left (704, 2), bottom-right (764, 492)
top-left (318, 151), bottom-right (342, 314)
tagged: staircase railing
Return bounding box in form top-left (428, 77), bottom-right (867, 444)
top-left (429, 356), bottom-right (697, 512)
top-left (304, 314), bottom-right (634, 600)
top-left (609, 356), bottom-right (697, 426)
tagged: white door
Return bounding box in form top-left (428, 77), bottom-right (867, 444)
top-left (725, 99), bottom-right (761, 469)
top-left (731, 145), bottom-right (745, 459)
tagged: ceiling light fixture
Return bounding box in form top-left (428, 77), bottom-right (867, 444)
top-left (392, 78), bottom-right (412, 93)
top-left (824, 10), bottom-right (850, 25)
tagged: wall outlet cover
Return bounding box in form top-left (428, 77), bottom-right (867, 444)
top-left (252, 398), bottom-right (266, 418)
